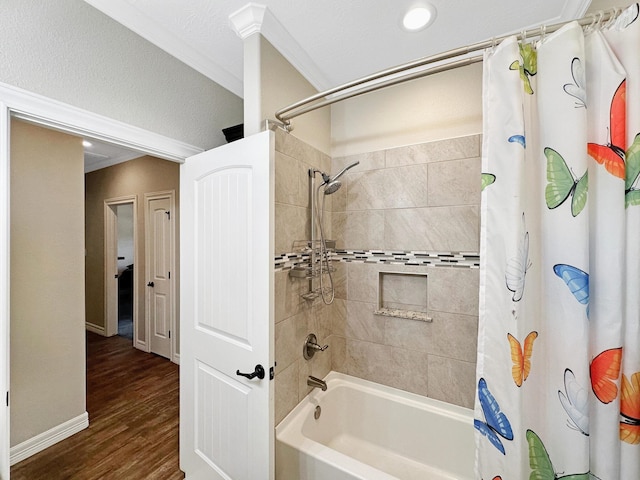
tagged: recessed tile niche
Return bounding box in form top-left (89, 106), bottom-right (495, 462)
top-left (375, 271), bottom-right (431, 322)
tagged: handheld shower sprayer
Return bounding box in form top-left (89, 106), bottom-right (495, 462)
top-left (307, 160), bottom-right (359, 304)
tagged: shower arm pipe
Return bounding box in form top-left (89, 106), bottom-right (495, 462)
top-left (274, 8), bottom-right (620, 125)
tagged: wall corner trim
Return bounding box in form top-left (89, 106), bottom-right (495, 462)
top-left (9, 412), bottom-right (89, 466)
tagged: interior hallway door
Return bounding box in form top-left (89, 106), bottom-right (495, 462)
top-left (145, 191), bottom-right (174, 360)
top-left (180, 131), bottom-right (274, 480)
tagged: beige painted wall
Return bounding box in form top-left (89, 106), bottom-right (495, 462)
top-left (244, 35), bottom-right (331, 155)
top-left (85, 156), bottom-right (180, 349)
top-left (331, 62), bottom-right (483, 157)
top-left (10, 119), bottom-right (86, 446)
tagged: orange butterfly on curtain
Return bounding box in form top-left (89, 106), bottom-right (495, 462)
top-left (507, 331), bottom-right (538, 387)
top-left (620, 372), bottom-right (640, 444)
top-left (587, 79), bottom-right (626, 180)
top-left (590, 347), bottom-right (622, 404)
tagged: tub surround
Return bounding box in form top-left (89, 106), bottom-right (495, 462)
top-left (274, 132), bottom-right (481, 426)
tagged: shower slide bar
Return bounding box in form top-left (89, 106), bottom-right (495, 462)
top-left (274, 7), bottom-right (623, 128)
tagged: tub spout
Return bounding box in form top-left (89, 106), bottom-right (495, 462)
top-left (307, 376), bottom-right (327, 391)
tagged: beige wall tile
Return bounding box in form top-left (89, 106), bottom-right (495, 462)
top-left (428, 157), bottom-right (481, 207)
top-left (331, 262), bottom-right (348, 300)
top-left (275, 130), bottom-right (326, 170)
top-left (385, 135), bottom-right (481, 168)
top-left (275, 203), bottom-right (309, 254)
top-left (347, 171), bottom-right (387, 210)
top-left (427, 355), bottom-right (476, 408)
top-left (384, 317), bottom-right (432, 352)
top-left (347, 165), bottom-right (429, 211)
top-left (379, 272), bottom-right (428, 312)
top-left (275, 311), bottom-right (309, 371)
top-left (275, 361), bottom-right (299, 425)
top-left (333, 151), bottom-right (385, 173)
top-left (275, 151), bottom-right (306, 207)
top-left (345, 339), bottom-right (429, 397)
top-left (330, 335), bottom-right (346, 372)
top-left (343, 210), bottom-right (385, 250)
top-left (345, 300), bottom-right (385, 343)
top-left (346, 262), bottom-right (378, 303)
top-left (330, 298), bottom-right (347, 336)
top-left (428, 267), bottom-right (479, 316)
top-left (274, 270), bottom-right (304, 323)
top-left (428, 312), bottom-right (478, 363)
top-left (384, 206), bottom-right (479, 252)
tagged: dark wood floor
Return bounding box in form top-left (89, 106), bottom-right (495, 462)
top-left (11, 332), bottom-right (184, 480)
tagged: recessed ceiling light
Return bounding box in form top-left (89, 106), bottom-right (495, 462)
top-left (402, 5), bottom-right (436, 32)
top-left (82, 140), bottom-right (92, 148)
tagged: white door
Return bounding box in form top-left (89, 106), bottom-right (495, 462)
top-left (180, 131), bottom-right (274, 480)
top-left (146, 192), bottom-right (174, 359)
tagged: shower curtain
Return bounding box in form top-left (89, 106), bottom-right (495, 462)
top-left (475, 4), bottom-right (640, 479)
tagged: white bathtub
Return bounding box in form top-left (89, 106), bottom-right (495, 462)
top-left (276, 372), bottom-right (475, 480)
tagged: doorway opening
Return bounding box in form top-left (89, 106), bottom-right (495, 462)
top-left (104, 199), bottom-right (136, 342)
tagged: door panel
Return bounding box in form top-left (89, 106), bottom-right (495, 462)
top-left (180, 131), bottom-right (274, 480)
top-left (146, 194), bottom-right (173, 359)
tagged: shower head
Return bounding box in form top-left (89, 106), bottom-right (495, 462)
top-left (319, 160), bottom-right (359, 195)
top-left (323, 180), bottom-right (342, 195)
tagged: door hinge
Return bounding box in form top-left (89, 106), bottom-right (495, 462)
top-left (269, 363), bottom-right (276, 380)
top-left (168, 271), bottom-right (171, 279)
top-left (6, 391), bottom-right (8, 407)
top-left (169, 330), bottom-right (171, 339)
top-left (165, 210), bottom-right (171, 220)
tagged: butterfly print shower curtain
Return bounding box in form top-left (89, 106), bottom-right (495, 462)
top-left (475, 4), bottom-right (640, 479)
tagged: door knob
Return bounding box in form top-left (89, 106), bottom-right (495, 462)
top-left (147, 281), bottom-right (155, 287)
top-left (236, 364), bottom-right (265, 380)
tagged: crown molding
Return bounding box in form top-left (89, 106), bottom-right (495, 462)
top-left (229, 3), bottom-right (331, 92)
top-left (228, 3), bottom-right (267, 39)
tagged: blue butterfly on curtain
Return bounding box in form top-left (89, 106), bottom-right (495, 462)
top-left (553, 264), bottom-right (589, 316)
top-left (475, 378), bottom-right (514, 454)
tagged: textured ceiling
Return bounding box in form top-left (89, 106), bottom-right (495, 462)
top-left (84, 0), bottom-right (593, 98)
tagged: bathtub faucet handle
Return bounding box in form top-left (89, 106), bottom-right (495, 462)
top-left (303, 333), bottom-right (329, 360)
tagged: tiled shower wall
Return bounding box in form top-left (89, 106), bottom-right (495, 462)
top-left (273, 131), bottom-right (343, 424)
top-left (274, 132), bottom-right (482, 425)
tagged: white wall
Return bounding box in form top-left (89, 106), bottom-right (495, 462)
top-left (0, 0), bottom-right (243, 150)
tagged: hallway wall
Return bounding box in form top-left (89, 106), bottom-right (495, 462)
top-left (10, 119), bottom-right (86, 446)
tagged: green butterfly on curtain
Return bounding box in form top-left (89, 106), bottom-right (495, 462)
top-left (482, 173), bottom-right (496, 191)
top-left (527, 430), bottom-right (601, 480)
top-left (509, 43), bottom-right (537, 95)
top-left (624, 133), bottom-right (640, 207)
top-left (544, 147), bottom-right (588, 217)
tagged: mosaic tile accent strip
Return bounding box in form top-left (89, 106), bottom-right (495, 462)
top-left (274, 250), bottom-right (480, 271)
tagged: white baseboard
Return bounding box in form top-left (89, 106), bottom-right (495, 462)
top-left (135, 340), bottom-right (148, 352)
top-left (173, 353), bottom-right (180, 365)
top-left (85, 322), bottom-right (106, 336)
top-left (10, 412), bottom-right (89, 465)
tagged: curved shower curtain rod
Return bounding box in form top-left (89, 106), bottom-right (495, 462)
top-left (274, 6), bottom-right (625, 129)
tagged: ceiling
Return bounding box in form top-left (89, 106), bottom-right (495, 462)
top-left (81, 0), bottom-right (614, 170)
top-left (84, 0), bottom-right (596, 99)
